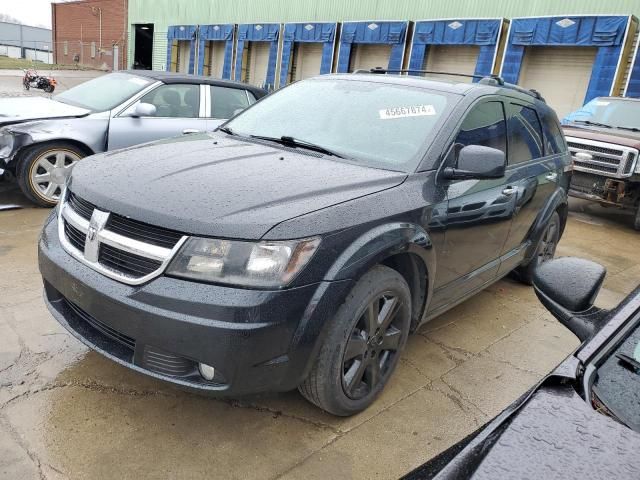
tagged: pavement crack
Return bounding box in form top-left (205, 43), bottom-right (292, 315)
top-left (223, 399), bottom-right (342, 434)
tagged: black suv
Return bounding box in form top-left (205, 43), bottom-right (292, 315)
top-left (38, 72), bottom-right (571, 416)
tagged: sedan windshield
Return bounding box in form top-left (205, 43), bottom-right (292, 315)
top-left (55, 72), bottom-right (154, 111)
top-left (563, 97), bottom-right (640, 130)
top-left (224, 78), bottom-right (452, 171)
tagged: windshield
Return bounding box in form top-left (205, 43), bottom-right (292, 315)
top-left (224, 78), bottom-right (452, 171)
top-left (55, 72), bottom-right (154, 111)
top-left (592, 313), bottom-right (640, 433)
top-left (563, 97), bottom-right (640, 130)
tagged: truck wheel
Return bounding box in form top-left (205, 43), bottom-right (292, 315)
top-left (634, 206), bottom-right (640, 232)
top-left (298, 265), bottom-right (411, 416)
top-left (517, 211), bottom-right (561, 285)
top-left (16, 143), bottom-right (86, 207)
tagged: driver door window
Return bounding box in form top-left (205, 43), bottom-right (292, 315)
top-left (140, 84), bottom-right (200, 118)
top-left (108, 83), bottom-right (207, 150)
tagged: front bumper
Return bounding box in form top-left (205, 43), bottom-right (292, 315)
top-left (38, 213), bottom-right (353, 395)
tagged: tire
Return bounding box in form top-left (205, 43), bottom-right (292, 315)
top-left (16, 142), bottom-right (86, 207)
top-left (45, 84), bottom-right (55, 93)
top-left (517, 211), bottom-right (561, 285)
top-left (634, 206), bottom-right (640, 232)
top-left (23, 80), bottom-right (29, 90)
top-left (299, 265), bottom-right (411, 416)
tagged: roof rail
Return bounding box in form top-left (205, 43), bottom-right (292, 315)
top-left (353, 67), bottom-right (546, 102)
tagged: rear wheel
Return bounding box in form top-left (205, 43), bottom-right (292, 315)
top-left (298, 265), bottom-right (411, 416)
top-left (518, 211), bottom-right (561, 284)
top-left (634, 205), bottom-right (640, 232)
top-left (16, 143), bottom-right (85, 207)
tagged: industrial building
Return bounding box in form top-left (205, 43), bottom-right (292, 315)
top-left (124, 0), bottom-right (640, 117)
top-left (52, 0), bottom-right (128, 70)
top-left (0, 21), bottom-right (52, 63)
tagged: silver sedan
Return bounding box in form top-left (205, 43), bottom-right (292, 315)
top-left (0, 71), bottom-right (266, 206)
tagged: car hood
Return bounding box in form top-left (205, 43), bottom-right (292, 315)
top-left (439, 384), bottom-right (640, 479)
top-left (563, 125), bottom-right (640, 149)
top-left (69, 133), bottom-right (407, 239)
top-left (0, 97), bottom-right (90, 126)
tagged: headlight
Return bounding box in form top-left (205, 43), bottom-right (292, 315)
top-left (0, 131), bottom-right (15, 158)
top-left (166, 237), bottom-right (320, 288)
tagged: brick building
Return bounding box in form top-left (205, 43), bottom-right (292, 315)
top-left (52, 0), bottom-right (127, 70)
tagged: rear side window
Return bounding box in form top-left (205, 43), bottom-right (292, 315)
top-left (508, 104), bottom-right (544, 164)
top-left (454, 101), bottom-right (507, 156)
top-left (541, 113), bottom-right (567, 154)
top-left (211, 86), bottom-right (250, 119)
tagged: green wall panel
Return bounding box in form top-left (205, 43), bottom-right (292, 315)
top-left (127, 0), bottom-right (640, 70)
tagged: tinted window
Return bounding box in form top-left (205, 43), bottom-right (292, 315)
top-left (454, 101), bottom-right (507, 157)
top-left (508, 104), bottom-right (544, 164)
top-left (541, 113), bottom-right (566, 154)
top-left (225, 78), bottom-right (453, 172)
top-left (211, 86), bottom-right (250, 119)
top-left (140, 84), bottom-right (200, 118)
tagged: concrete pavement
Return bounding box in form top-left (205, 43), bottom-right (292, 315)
top-left (0, 193), bottom-right (636, 479)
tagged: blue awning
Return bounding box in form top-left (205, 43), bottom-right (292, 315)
top-left (166, 25), bottom-right (197, 74)
top-left (234, 23), bottom-right (280, 90)
top-left (501, 16), bottom-right (631, 104)
top-left (408, 19), bottom-right (503, 80)
top-left (197, 24), bottom-right (234, 79)
top-left (279, 22), bottom-right (337, 87)
top-left (336, 21), bottom-right (408, 73)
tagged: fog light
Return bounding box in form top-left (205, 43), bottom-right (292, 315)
top-left (198, 363), bottom-right (216, 381)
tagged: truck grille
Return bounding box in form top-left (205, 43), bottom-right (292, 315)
top-left (59, 191), bottom-right (186, 285)
top-left (566, 136), bottom-right (639, 179)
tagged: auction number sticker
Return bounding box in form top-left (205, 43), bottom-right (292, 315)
top-left (379, 104), bottom-right (436, 120)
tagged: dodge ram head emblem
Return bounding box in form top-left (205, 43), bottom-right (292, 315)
top-left (84, 209), bottom-right (110, 263)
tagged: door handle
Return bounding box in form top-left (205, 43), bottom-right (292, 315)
top-left (502, 186), bottom-right (518, 196)
top-left (545, 172), bottom-right (558, 181)
top-left (183, 129), bottom-right (200, 134)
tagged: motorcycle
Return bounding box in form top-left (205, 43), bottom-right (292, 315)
top-left (22, 69), bottom-right (57, 93)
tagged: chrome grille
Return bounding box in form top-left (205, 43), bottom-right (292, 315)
top-left (58, 190), bottom-right (187, 285)
top-left (566, 136), bottom-right (639, 179)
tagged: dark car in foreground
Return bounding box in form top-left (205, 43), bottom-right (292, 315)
top-left (405, 257), bottom-right (640, 479)
top-left (39, 71), bottom-right (570, 415)
top-left (562, 96), bottom-right (640, 230)
top-left (0, 70), bottom-right (266, 206)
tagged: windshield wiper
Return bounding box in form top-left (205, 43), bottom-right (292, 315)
top-left (217, 126), bottom-right (236, 136)
top-left (616, 126), bottom-right (640, 132)
top-left (249, 134), bottom-right (346, 159)
top-left (616, 353), bottom-right (640, 373)
top-left (571, 120), bottom-right (614, 129)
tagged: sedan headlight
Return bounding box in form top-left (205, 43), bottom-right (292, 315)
top-left (0, 131), bottom-right (15, 158)
top-left (166, 237), bottom-right (320, 288)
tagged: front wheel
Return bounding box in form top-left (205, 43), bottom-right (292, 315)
top-left (16, 143), bottom-right (86, 207)
top-left (517, 211), bottom-right (561, 284)
top-left (298, 265), bottom-right (411, 416)
top-left (44, 83), bottom-right (55, 93)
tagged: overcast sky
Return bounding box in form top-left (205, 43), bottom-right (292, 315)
top-left (1, 0), bottom-right (55, 29)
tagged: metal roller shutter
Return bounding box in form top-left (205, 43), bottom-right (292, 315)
top-left (423, 45), bottom-right (480, 82)
top-left (518, 46), bottom-right (598, 118)
top-left (290, 42), bottom-right (323, 82)
top-left (177, 40), bottom-right (190, 73)
top-left (348, 44), bottom-right (392, 72)
top-left (207, 41), bottom-right (226, 78)
top-left (246, 41), bottom-right (271, 87)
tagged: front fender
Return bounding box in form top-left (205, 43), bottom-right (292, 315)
top-left (291, 222), bottom-right (436, 381)
top-left (524, 186), bottom-right (568, 262)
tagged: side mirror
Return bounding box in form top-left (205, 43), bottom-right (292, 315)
top-left (533, 257), bottom-right (608, 342)
top-left (443, 145), bottom-right (506, 180)
top-left (132, 102), bottom-right (156, 117)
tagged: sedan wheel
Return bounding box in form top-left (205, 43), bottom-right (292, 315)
top-left (17, 144), bottom-right (85, 207)
top-left (536, 214), bottom-right (560, 266)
